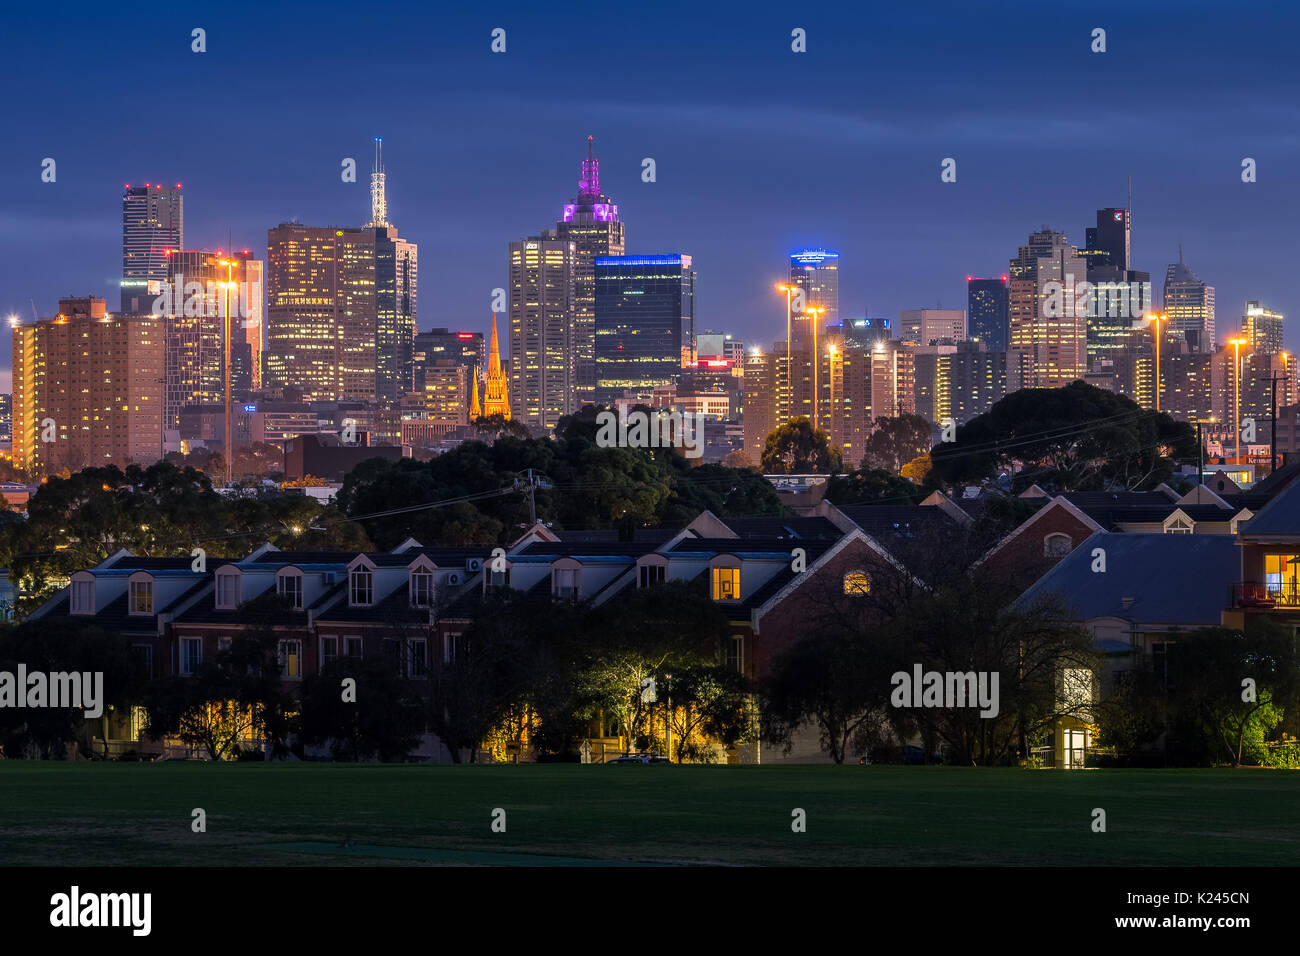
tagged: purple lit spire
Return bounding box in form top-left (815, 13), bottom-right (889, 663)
top-left (578, 135), bottom-right (599, 197)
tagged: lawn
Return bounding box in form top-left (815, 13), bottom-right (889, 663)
top-left (0, 763), bottom-right (1294, 866)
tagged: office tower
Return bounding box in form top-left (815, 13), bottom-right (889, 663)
top-left (1082, 208), bottom-right (1151, 367)
top-left (828, 317), bottom-right (892, 350)
top-left (913, 344), bottom-right (958, 424)
top-left (411, 362), bottom-right (468, 424)
top-left (594, 255), bottom-right (696, 407)
top-left (508, 235), bottom-right (577, 428)
top-left (413, 328), bottom-right (485, 393)
top-left (743, 349), bottom-right (778, 464)
top-left (555, 137), bottom-right (626, 407)
top-left (900, 309), bottom-right (965, 346)
top-left (160, 249), bottom-right (261, 431)
top-left (265, 142), bottom-right (417, 403)
top-left (825, 345), bottom-right (874, 467)
top-left (1008, 227), bottom-right (1088, 388)
top-left (483, 311), bottom-right (510, 419)
top-left (789, 249), bottom-right (839, 347)
top-left (871, 340), bottom-right (916, 419)
top-left (121, 183), bottom-right (183, 314)
top-left (967, 276), bottom-right (1010, 353)
top-left (1163, 250), bottom-right (1216, 351)
top-left (1243, 301), bottom-right (1284, 356)
top-left (12, 297), bottom-right (164, 475)
top-left (947, 341), bottom-right (1009, 424)
top-left (1160, 352), bottom-right (1216, 424)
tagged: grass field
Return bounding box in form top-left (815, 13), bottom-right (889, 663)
top-left (1, 763), bottom-right (1296, 866)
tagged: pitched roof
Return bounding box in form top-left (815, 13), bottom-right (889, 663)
top-left (837, 505), bottom-right (959, 540)
top-left (1015, 532), bottom-right (1239, 626)
top-left (1238, 474), bottom-right (1300, 537)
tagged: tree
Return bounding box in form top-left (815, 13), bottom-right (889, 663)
top-left (760, 417), bottom-right (842, 474)
top-left (721, 449), bottom-right (756, 471)
top-left (474, 413), bottom-right (530, 441)
top-left (859, 414), bottom-right (932, 474)
top-left (661, 666), bottom-right (754, 762)
top-left (299, 656), bottom-right (424, 761)
top-left (826, 468), bottom-right (925, 506)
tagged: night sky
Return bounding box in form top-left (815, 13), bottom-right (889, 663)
top-left (3, 0), bottom-right (1299, 393)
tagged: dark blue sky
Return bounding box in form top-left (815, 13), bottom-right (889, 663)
top-left (4, 0), bottom-right (1299, 391)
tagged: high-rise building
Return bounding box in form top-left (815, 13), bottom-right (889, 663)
top-left (508, 235), bottom-right (577, 428)
top-left (1163, 250), bottom-right (1216, 352)
top-left (0, 393), bottom-right (12, 446)
top-left (871, 340), bottom-right (916, 419)
top-left (1243, 301), bottom-right (1284, 356)
top-left (555, 137), bottom-right (626, 408)
top-left (913, 344), bottom-right (958, 424)
top-left (12, 297), bottom-right (164, 475)
top-left (1008, 227), bottom-right (1088, 388)
top-left (1083, 208), bottom-right (1151, 368)
top-left (946, 341), bottom-right (1010, 424)
top-left (594, 255), bottom-right (696, 407)
top-left (121, 183), bottom-right (183, 314)
top-left (413, 328), bottom-right (485, 394)
top-left (967, 276), bottom-right (1009, 353)
top-left (265, 142), bottom-right (416, 403)
top-left (789, 249), bottom-right (839, 347)
top-left (900, 309), bottom-right (965, 346)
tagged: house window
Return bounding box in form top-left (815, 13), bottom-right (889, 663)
top-left (489, 567), bottom-right (509, 588)
top-left (278, 572), bottom-right (303, 609)
top-left (1165, 518), bottom-right (1193, 534)
top-left (553, 568), bottom-right (578, 600)
top-left (129, 579), bottom-right (154, 615)
top-left (279, 640), bottom-right (302, 679)
top-left (215, 573), bottom-right (240, 609)
top-left (1044, 533), bottom-right (1073, 558)
top-left (321, 636), bottom-right (338, 669)
top-left (446, 633), bottom-right (463, 663)
top-left (1264, 554), bottom-right (1300, 602)
top-left (712, 566), bottom-right (740, 601)
top-left (639, 564), bottom-right (665, 588)
top-left (344, 636), bottom-right (362, 660)
top-left (410, 569), bottom-right (435, 607)
top-left (843, 570), bottom-right (871, 595)
top-left (350, 568), bottom-right (373, 606)
top-left (409, 639), bottom-right (428, 677)
top-left (180, 637), bottom-right (202, 675)
top-left (726, 635), bottom-right (744, 674)
top-left (70, 578), bottom-right (94, 614)
top-left (132, 644), bottom-right (153, 679)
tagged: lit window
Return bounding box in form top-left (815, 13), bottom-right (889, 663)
top-left (410, 568), bottom-right (435, 607)
top-left (278, 572), bottom-right (303, 609)
top-left (278, 640), bottom-right (302, 679)
top-left (712, 566), bottom-right (740, 601)
top-left (215, 572), bottom-right (240, 609)
top-left (129, 579), bottom-right (153, 615)
top-left (843, 571), bottom-right (871, 596)
top-left (1044, 533), bottom-right (1073, 558)
top-left (350, 568), bottom-right (373, 606)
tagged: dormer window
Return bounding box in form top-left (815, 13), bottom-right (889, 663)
top-left (553, 568), bottom-right (578, 601)
top-left (410, 567), bottom-right (435, 607)
top-left (128, 575), bottom-right (154, 615)
top-left (1044, 533), bottom-right (1072, 558)
top-left (843, 570), bottom-right (871, 596)
top-left (277, 570), bottom-right (303, 609)
top-left (70, 574), bottom-right (95, 615)
top-left (712, 566), bottom-right (740, 601)
top-left (638, 557), bottom-right (667, 588)
top-left (1165, 516), bottom-right (1193, 534)
top-left (215, 569), bottom-right (241, 609)
top-left (350, 567), bottom-right (374, 606)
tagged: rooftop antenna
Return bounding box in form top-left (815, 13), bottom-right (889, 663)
top-left (367, 137), bottom-right (388, 228)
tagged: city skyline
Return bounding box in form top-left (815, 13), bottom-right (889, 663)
top-left (5, 1), bottom-right (1300, 395)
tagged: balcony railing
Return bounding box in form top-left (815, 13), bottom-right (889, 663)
top-left (1232, 582), bottom-right (1300, 609)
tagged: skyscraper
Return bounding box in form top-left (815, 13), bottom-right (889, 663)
top-left (1163, 250), bottom-right (1216, 352)
top-left (508, 235), bottom-right (577, 428)
top-left (967, 276), bottom-right (1010, 352)
top-left (367, 140), bottom-right (418, 401)
top-left (1008, 227), bottom-right (1088, 388)
top-left (789, 249), bottom-right (839, 346)
top-left (12, 297), bottom-right (164, 475)
top-left (594, 255), bottom-right (696, 406)
top-left (121, 183), bottom-right (183, 313)
top-left (900, 309), bottom-right (965, 346)
top-left (555, 137), bottom-right (625, 408)
top-left (1243, 301), bottom-right (1284, 356)
top-left (1083, 207), bottom-right (1151, 367)
top-left (413, 328), bottom-right (485, 394)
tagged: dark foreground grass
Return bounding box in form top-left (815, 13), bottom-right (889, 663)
top-left (0, 763), bottom-right (1295, 866)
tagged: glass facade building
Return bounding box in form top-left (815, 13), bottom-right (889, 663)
top-left (594, 255), bottom-right (696, 406)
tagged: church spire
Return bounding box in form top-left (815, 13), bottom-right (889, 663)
top-left (483, 311), bottom-right (510, 418)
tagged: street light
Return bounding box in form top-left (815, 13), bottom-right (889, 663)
top-left (1147, 312), bottom-right (1167, 412)
top-left (805, 306), bottom-right (825, 429)
top-left (219, 259), bottom-right (237, 487)
top-left (775, 284), bottom-right (797, 418)
top-left (1229, 336), bottom-right (1248, 464)
top-left (827, 343), bottom-right (839, 443)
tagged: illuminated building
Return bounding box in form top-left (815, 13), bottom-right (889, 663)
top-left (508, 235), bottom-right (576, 427)
top-left (405, 361), bottom-right (468, 425)
top-left (12, 297), bottom-right (164, 475)
top-left (121, 183), bottom-right (182, 313)
top-left (594, 255), bottom-right (695, 407)
top-left (1008, 227), bottom-right (1087, 388)
top-left (900, 309), bottom-right (965, 346)
top-left (555, 137), bottom-right (626, 407)
top-left (413, 328), bottom-right (485, 391)
top-left (483, 311), bottom-right (510, 419)
top-left (1163, 250), bottom-right (1215, 352)
top-left (967, 276), bottom-right (1009, 352)
top-left (1083, 207), bottom-right (1151, 367)
top-left (1243, 301), bottom-right (1284, 356)
top-left (789, 249), bottom-right (839, 346)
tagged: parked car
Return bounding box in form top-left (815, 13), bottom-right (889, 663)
top-left (606, 754), bottom-right (671, 764)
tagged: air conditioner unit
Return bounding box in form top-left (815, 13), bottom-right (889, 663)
top-left (465, 558), bottom-right (483, 573)
top-left (445, 571), bottom-right (463, 586)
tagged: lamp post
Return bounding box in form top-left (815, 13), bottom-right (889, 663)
top-left (1229, 336), bottom-right (1247, 464)
top-left (827, 343), bottom-right (838, 445)
top-left (220, 259), bottom-right (236, 487)
top-left (1148, 312), bottom-right (1167, 411)
top-left (775, 284), bottom-right (796, 419)
top-left (805, 306), bottom-right (825, 429)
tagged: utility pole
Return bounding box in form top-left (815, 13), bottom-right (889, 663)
top-left (1196, 420), bottom-right (1204, 486)
top-left (526, 468), bottom-right (536, 525)
top-left (221, 259), bottom-right (235, 487)
top-left (1271, 371), bottom-right (1281, 474)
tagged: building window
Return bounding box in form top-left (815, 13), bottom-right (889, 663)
top-left (726, 635), bottom-right (744, 674)
top-left (409, 639), bottom-right (428, 677)
top-left (133, 644), bottom-right (153, 679)
top-left (278, 572), bottom-right (303, 609)
top-left (446, 633), bottom-right (463, 663)
top-left (410, 569), bottom-right (435, 607)
top-left (1165, 518), bottom-right (1192, 534)
top-left (712, 566), bottom-right (740, 601)
top-left (554, 567), bottom-right (578, 600)
top-left (279, 640), bottom-right (302, 679)
top-left (1264, 554), bottom-right (1300, 603)
top-left (1044, 533), bottom-right (1072, 558)
top-left (639, 564), bottom-right (666, 588)
top-left (180, 637), bottom-right (202, 676)
top-left (489, 567), bottom-right (509, 588)
top-left (215, 573), bottom-right (240, 609)
top-left (843, 570), bottom-right (871, 595)
top-left (70, 578), bottom-right (94, 614)
top-left (350, 568), bottom-right (373, 606)
top-left (129, 579), bottom-right (153, 615)
top-left (344, 636), bottom-right (362, 660)
top-left (321, 636), bottom-right (338, 669)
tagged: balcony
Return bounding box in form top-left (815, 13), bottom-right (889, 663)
top-left (1232, 582), bottom-right (1300, 609)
